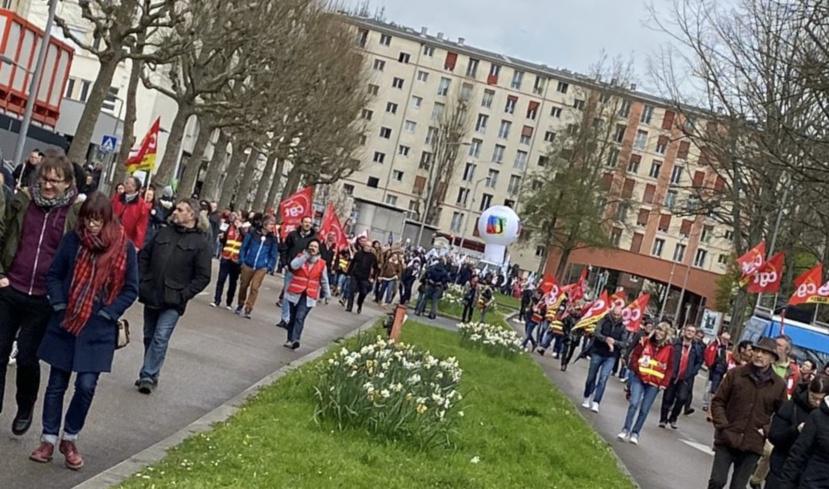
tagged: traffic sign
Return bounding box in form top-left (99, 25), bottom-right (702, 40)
top-left (100, 135), bottom-right (118, 153)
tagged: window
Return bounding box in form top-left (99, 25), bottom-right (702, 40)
top-left (359, 135), bottom-right (367, 145)
top-left (431, 103), bottom-right (445, 120)
top-left (694, 249), bottom-right (708, 268)
top-left (469, 139), bottom-right (482, 157)
top-left (343, 183), bottom-right (354, 196)
top-left (531, 180), bottom-right (542, 191)
top-left (526, 101), bottom-right (539, 119)
top-left (379, 34), bottom-right (392, 46)
top-left (618, 99), bottom-right (631, 118)
top-left (373, 59), bottom-right (385, 71)
top-left (680, 220), bottom-right (692, 237)
top-left (460, 82), bottom-right (473, 100)
top-left (533, 75), bottom-right (546, 95)
top-left (398, 52), bottom-right (410, 63)
top-left (670, 165), bottom-right (683, 185)
top-left (481, 89), bottom-right (494, 108)
top-left (538, 155), bottom-right (550, 167)
top-left (485, 169), bottom-right (499, 188)
top-left (80, 80), bottom-right (91, 102)
top-left (627, 154), bottom-right (641, 174)
top-left (535, 246), bottom-right (546, 257)
top-left (630, 232), bottom-right (644, 253)
top-left (718, 254), bottom-right (728, 265)
top-left (417, 70), bottom-right (429, 82)
top-left (466, 58), bottom-right (479, 78)
top-left (480, 193), bottom-right (493, 210)
top-left (643, 183), bottom-right (656, 204)
top-left (392, 77), bottom-right (404, 89)
top-left (411, 96), bottom-right (423, 109)
top-left (373, 152), bottom-right (385, 163)
top-left (701, 224), bottom-right (714, 243)
top-left (425, 126), bottom-right (439, 144)
top-left (456, 188), bottom-right (469, 205)
top-left (649, 160), bottom-right (662, 178)
top-left (367, 84), bottom-right (379, 95)
top-left (725, 230), bottom-right (734, 241)
top-left (573, 99), bottom-right (585, 110)
top-left (658, 214), bottom-right (671, 232)
top-left (64, 78), bottom-right (76, 98)
top-left (102, 86), bottom-right (119, 111)
top-left (622, 178), bottom-right (635, 199)
top-left (393, 170), bottom-right (404, 181)
top-left (379, 127), bottom-right (392, 139)
top-left (634, 130), bottom-right (648, 150)
top-left (511, 70), bottom-right (524, 89)
top-left (692, 170), bottom-right (706, 187)
top-left (556, 81), bottom-right (569, 94)
top-left (463, 162), bottom-right (476, 181)
top-left (641, 105), bottom-right (654, 124)
top-left (413, 175), bottom-right (426, 195)
top-left (662, 110), bottom-right (675, 130)
top-left (450, 212), bottom-right (464, 233)
top-left (505, 95), bottom-right (517, 114)
top-left (637, 208), bottom-right (649, 226)
top-left (398, 145), bottom-right (410, 156)
top-left (544, 131), bottom-right (556, 143)
top-left (487, 63), bottom-right (501, 84)
top-left (437, 77), bottom-right (451, 96)
top-left (419, 151), bottom-right (434, 169)
top-left (677, 140), bottom-right (691, 159)
top-left (614, 124), bottom-right (626, 143)
top-left (475, 114), bottom-right (488, 132)
top-left (665, 190), bottom-right (678, 209)
top-left (520, 126), bottom-right (533, 145)
top-left (673, 243), bottom-right (686, 262)
top-left (656, 135), bottom-right (669, 154)
top-left (361, 109), bottom-right (373, 120)
top-left (492, 144), bottom-right (506, 163)
top-left (422, 45), bottom-right (434, 56)
top-left (652, 238), bottom-right (665, 257)
top-left (356, 29), bottom-right (368, 48)
top-left (606, 147), bottom-right (619, 167)
top-left (615, 201), bottom-right (630, 221)
top-left (444, 52), bottom-right (458, 71)
top-left (508, 175), bottom-right (522, 194)
top-left (498, 120), bottom-right (511, 139)
top-left (368, 176), bottom-right (380, 188)
top-left (385, 102), bottom-right (398, 114)
top-left (550, 106), bottom-right (562, 118)
top-left (404, 120), bottom-right (417, 133)
top-left (385, 195), bottom-right (398, 206)
top-left (514, 150), bottom-right (528, 169)
top-left (610, 227), bottom-right (623, 247)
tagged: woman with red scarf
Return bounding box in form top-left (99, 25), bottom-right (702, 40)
top-left (29, 192), bottom-right (138, 470)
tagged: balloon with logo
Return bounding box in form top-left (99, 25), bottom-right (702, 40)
top-left (476, 205), bottom-right (521, 266)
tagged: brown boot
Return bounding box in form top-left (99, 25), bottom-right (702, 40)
top-left (59, 440), bottom-right (84, 470)
top-left (29, 442), bottom-right (55, 463)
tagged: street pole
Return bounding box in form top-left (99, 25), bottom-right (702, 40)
top-left (674, 235), bottom-right (692, 325)
top-left (12, 0), bottom-right (58, 174)
top-left (415, 156), bottom-right (438, 248)
top-left (659, 260), bottom-right (677, 319)
top-left (457, 176), bottom-right (485, 252)
top-left (100, 97), bottom-right (124, 194)
top-left (755, 182), bottom-right (790, 310)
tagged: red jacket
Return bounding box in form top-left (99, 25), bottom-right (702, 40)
top-left (630, 338), bottom-right (674, 388)
top-left (112, 194), bottom-right (150, 249)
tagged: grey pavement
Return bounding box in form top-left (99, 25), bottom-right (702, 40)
top-left (0, 263), bottom-right (382, 489)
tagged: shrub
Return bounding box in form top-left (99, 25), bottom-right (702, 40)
top-left (314, 334), bottom-right (463, 449)
top-left (458, 322), bottom-right (523, 357)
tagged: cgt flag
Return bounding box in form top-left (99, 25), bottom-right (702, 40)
top-left (789, 264), bottom-right (829, 305)
top-left (125, 117), bottom-right (160, 174)
top-left (746, 252), bottom-right (785, 294)
top-left (610, 290), bottom-right (627, 310)
top-left (621, 293), bottom-right (651, 332)
top-left (737, 241), bottom-right (766, 287)
top-left (562, 268), bottom-right (589, 303)
top-left (278, 186), bottom-right (314, 239)
top-left (319, 204), bottom-right (348, 250)
top-left (538, 273), bottom-right (557, 296)
top-left (573, 290), bottom-right (610, 333)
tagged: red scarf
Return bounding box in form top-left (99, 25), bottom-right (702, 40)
top-left (63, 227), bottom-right (128, 336)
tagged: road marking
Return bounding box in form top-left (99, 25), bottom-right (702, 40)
top-left (680, 438), bottom-right (715, 456)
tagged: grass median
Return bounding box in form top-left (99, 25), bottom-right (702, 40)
top-left (118, 322), bottom-right (634, 489)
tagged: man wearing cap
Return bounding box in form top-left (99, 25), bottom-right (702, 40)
top-left (706, 337), bottom-right (787, 489)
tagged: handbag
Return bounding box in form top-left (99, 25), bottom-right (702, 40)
top-left (116, 319), bottom-right (130, 350)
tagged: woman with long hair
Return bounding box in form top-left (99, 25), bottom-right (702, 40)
top-left (29, 192), bottom-right (138, 470)
top-left (618, 322), bottom-right (674, 445)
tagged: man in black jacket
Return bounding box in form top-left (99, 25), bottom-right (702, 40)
top-left (278, 216), bottom-right (316, 326)
top-left (582, 305), bottom-right (627, 413)
top-left (345, 238), bottom-right (377, 314)
top-left (659, 324), bottom-right (704, 429)
top-left (135, 198), bottom-right (212, 394)
top-left (415, 259), bottom-right (450, 320)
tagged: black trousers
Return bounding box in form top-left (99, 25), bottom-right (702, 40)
top-left (346, 278), bottom-right (371, 311)
top-left (400, 278), bottom-right (415, 304)
top-left (562, 337), bottom-right (579, 368)
top-left (684, 376), bottom-right (696, 412)
top-left (707, 445), bottom-right (761, 489)
top-left (0, 287), bottom-right (52, 416)
top-left (660, 378), bottom-right (692, 423)
top-left (213, 259), bottom-right (241, 306)
top-left (461, 302), bottom-right (475, 323)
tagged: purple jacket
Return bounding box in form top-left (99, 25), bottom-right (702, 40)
top-left (6, 203), bottom-right (71, 296)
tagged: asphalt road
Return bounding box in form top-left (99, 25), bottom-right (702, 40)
top-left (0, 264), bottom-right (381, 489)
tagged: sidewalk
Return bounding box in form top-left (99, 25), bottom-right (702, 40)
top-left (0, 265), bottom-right (381, 489)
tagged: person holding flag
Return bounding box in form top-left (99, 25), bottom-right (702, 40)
top-left (582, 304), bottom-right (628, 413)
top-left (658, 324), bottom-right (704, 429)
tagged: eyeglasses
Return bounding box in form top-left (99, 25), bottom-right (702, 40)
top-left (40, 176), bottom-right (67, 186)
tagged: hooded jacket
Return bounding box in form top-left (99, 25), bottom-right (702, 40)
top-left (779, 398), bottom-right (829, 488)
top-left (768, 386), bottom-right (818, 485)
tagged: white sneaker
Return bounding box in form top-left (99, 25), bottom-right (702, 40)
top-left (209, 302), bottom-right (218, 308)
top-left (581, 398), bottom-right (591, 409)
top-left (617, 431), bottom-right (629, 441)
top-left (629, 434), bottom-right (639, 445)
top-left (591, 401), bottom-right (600, 413)
top-left (8, 341), bottom-right (17, 366)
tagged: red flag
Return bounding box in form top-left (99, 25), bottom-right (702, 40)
top-left (737, 241), bottom-right (766, 286)
top-left (538, 273), bottom-right (557, 295)
top-left (789, 264), bottom-right (829, 306)
top-left (573, 291), bottom-right (610, 332)
top-left (610, 290), bottom-right (627, 310)
top-left (319, 204), bottom-right (348, 250)
top-left (278, 186), bottom-right (314, 239)
top-left (746, 252), bottom-right (785, 294)
top-left (621, 293), bottom-right (651, 332)
top-left (126, 117), bottom-right (160, 173)
top-left (562, 269), bottom-right (589, 302)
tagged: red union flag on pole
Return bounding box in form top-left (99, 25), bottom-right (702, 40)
top-left (573, 290), bottom-right (610, 332)
top-left (737, 241), bottom-right (766, 286)
top-left (746, 252), bottom-right (785, 294)
top-left (562, 268), bottom-right (589, 303)
top-left (538, 273), bottom-right (557, 296)
top-left (125, 117), bottom-right (160, 173)
top-left (610, 290), bottom-right (627, 310)
top-left (789, 264), bottom-right (829, 306)
top-left (278, 186), bottom-right (314, 239)
top-left (319, 204), bottom-right (348, 250)
top-left (621, 293), bottom-right (651, 332)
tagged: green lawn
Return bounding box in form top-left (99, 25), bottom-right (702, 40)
top-left (118, 323), bottom-right (634, 489)
top-left (494, 292), bottom-right (521, 312)
top-left (437, 300), bottom-right (510, 329)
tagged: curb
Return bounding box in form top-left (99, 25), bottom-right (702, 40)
top-left (72, 316), bottom-right (382, 489)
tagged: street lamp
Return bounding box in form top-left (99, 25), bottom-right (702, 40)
top-left (99, 96), bottom-right (125, 193)
top-left (457, 176), bottom-right (487, 252)
top-left (658, 234), bottom-right (688, 319)
top-left (415, 141), bottom-right (470, 247)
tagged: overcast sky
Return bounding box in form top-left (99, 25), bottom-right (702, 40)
top-left (371, 0), bottom-right (678, 92)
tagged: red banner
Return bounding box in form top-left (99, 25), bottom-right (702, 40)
top-left (789, 264), bottom-right (829, 305)
top-left (573, 290), bottom-right (610, 332)
top-left (562, 268), bottom-right (588, 303)
top-left (319, 204), bottom-right (348, 250)
top-left (538, 273), bottom-right (557, 296)
top-left (746, 252), bottom-right (785, 294)
top-left (610, 290), bottom-right (627, 310)
top-left (737, 241), bottom-right (766, 286)
top-left (278, 186), bottom-right (314, 239)
top-left (126, 117), bottom-right (160, 173)
top-left (621, 293), bottom-right (651, 332)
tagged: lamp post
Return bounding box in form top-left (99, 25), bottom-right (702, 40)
top-left (415, 141), bottom-right (470, 247)
top-left (457, 176), bottom-right (486, 252)
top-left (99, 96), bottom-right (125, 194)
top-left (659, 234), bottom-right (687, 319)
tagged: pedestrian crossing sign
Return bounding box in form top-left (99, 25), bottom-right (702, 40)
top-left (100, 135), bottom-right (118, 153)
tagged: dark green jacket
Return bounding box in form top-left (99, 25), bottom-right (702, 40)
top-left (0, 189), bottom-right (81, 276)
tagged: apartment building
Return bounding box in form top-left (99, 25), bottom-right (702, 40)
top-left (343, 15), bottom-right (732, 320)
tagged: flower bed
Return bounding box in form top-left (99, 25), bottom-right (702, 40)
top-left (314, 335), bottom-right (463, 449)
top-left (458, 321), bottom-right (523, 357)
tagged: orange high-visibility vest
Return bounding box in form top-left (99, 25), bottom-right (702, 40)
top-left (288, 258), bottom-right (326, 299)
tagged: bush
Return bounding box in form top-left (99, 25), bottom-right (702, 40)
top-left (314, 334), bottom-right (463, 449)
top-left (458, 321), bottom-right (524, 357)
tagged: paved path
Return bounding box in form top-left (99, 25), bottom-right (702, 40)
top-left (0, 264), bottom-right (382, 489)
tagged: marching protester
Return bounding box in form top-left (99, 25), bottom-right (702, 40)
top-left (399, 255), bottom-right (421, 305)
top-left (618, 319), bottom-right (655, 382)
top-left (235, 215), bottom-right (278, 319)
top-left (111, 176), bottom-right (150, 251)
top-left (345, 236), bottom-right (378, 314)
top-left (703, 330), bottom-right (732, 412)
top-left (284, 239), bottom-right (331, 350)
top-left (617, 322), bottom-right (674, 445)
top-left (706, 337), bottom-right (787, 489)
top-left (334, 247), bottom-right (351, 297)
top-left (478, 281), bottom-right (495, 322)
top-left (145, 185), bottom-right (174, 245)
top-left (29, 193), bottom-right (138, 469)
top-left (135, 198), bottom-right (212, 394)
top-left (12, 149), bottom-right (43, 190)
top-left (211, 212), bottom-right (243, 309)
top-left (319, 232), bottom-right (338, 302)
top-left (658, 324), bottom-right (703, 430)
top-left (0, 151), bottom-right (80, 436)
top-left (461, 275), bottom-right (480, 323)
top-left (582, 305), bottom-right (627, 413)
top-left (798, 359), bottom-right (818, 390)
top-left (376, 247), bottom-right (403, 306)
top-left (521, 289), bottom-right (542, 350)
top-left (560, 303), bottom-right (586, 372)
top-left (278, 216), bottom-right (316, 327)
top-left (414, 257), bottom-right (450, 320)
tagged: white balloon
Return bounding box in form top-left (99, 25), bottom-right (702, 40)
top-left (477, 205), bottom-right (521, 246)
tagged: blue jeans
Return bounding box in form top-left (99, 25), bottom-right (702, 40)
top-left (42, 367), bottom-right (100, 441)
top-left (622, 375), bottom-right (661, 435)
top-left (287, 294), bottom-right (311, 343)
top-left (522, 320), bottom-right (537, 349)
top-left (583, 354), bottom-right (616, 403)
top-left (383, 278), bottom-right (398, 304)
top-left (281, 272), bottom-right (293, 322)
top-left (139, 307), bottom-right (181, 382)
top-left (415, 285), bottom-right (441, 317)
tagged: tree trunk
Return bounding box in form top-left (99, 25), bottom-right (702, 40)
top-left (281, 165), bottom-right (303, 201)
top-left (67, 52), bottom-right (122, 164)
top-left (176, 121), bottom-right (212, 199)
top-left (112, 56), bottom-right (142, 190)
top-left (234, 149), bottom-right (262, 212)
top-left (153, 102), bottom-right (193, 188)
top-left (201, 130), bottom-right (229, 201)
top-left (252, 152), bottom-right (277, 212)
top-left (266, 156), bottom-right (286, 210)
top-left (218, 146), bottom-right (250, 210)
